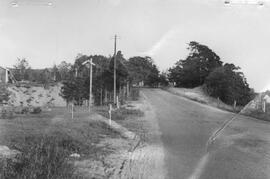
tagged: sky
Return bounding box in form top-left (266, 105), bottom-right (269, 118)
top-left (0, 0), bottom-right (270, 91)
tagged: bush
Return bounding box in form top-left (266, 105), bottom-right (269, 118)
top-left (204, 64), bottom-right (254, 106)
top-left (0, 107), bottom-right (14, 119)
top-left (130, 88), bottom-right (140, 101)
top-left (112, 108), bottom-right (144, 120)
top-left (30, 107), bottom-right (42, 114)
top-left (21, 107), bottom-right (29, 114)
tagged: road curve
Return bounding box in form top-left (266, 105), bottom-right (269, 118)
top-left (142, 88), bottom-right (270, 179)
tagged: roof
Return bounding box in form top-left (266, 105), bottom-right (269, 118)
top-left (0, 66), bottom-right (10, 71)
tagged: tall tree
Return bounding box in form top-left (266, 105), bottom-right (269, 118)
top-left (58, 61), bottom-right (72, 80)
top-left (168, 41), bottom-right (223, 87)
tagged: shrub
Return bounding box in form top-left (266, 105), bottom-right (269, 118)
top-left (130, 88), bottom-right (140, 101)
top-left (112, 108), bottom-right (144, 120)
top-left (0, 107), bottom-right (14, 119)
top-left (204, 64), bottom-right (254, 106)
top-left (30, 107), bottom-right (42, 114)
top-left (21, 107), bottom-right (29, 114)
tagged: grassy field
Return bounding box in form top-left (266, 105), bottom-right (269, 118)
top-left (0, 107), bottom-right (121, 178)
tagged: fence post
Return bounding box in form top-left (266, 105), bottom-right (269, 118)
top-left (71, 103), bottom-right (74, 119)
top-left (100, 89), bottom-right (103, 106)
top-left (109, 104), bottom-right (112, 126)
top-left (116, 96), bottom-right (119, 109)
top-left (217, 97), bottom-right (220, 108)
top-left (262, 100), bottom-right (266, 113)
top-left (234, 100), bottom-right (237, 112)
top-left (127, 82), bottom-right (130, 97)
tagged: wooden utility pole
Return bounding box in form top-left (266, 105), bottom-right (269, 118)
top-left (89, 58), bottom-right (93, 112)
top-left (82, 58), bottom-right (95, 114)
top-left (113, 35), bottom-right (117, 105)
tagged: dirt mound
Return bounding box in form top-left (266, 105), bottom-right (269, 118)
top-left (8, 83), bottom-right (66, 107)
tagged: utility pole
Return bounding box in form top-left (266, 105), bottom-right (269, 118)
top-left (82, 58), bottom-right (95, 114)
top-left (113, 34), bottom-right (117, 104)
top-left (89, 58), bottom-right (93, 113)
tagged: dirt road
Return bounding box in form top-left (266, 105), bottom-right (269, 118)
top-left (142, 88), bottom-right (270, 179)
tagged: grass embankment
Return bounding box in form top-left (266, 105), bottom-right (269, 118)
top-left (241, 101), bottom-right (270, 122)
top-left (164, 87), bottom-right (243, 113)
top-left (0, 107), bottom-right (120, 178)
top-left (95, 87), bottom-right (146, 140)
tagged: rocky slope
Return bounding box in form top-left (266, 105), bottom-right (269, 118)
top-left (7, 83), bottom-right (66, 107)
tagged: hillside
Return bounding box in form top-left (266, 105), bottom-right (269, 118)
top-left (7, 83), bottom-right (66, 107)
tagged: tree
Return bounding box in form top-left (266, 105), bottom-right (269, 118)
top-left (60, 76), bottom-right (87, 105)
top-left (127, 56), bottom-right (159, 87)
top-left (58, 61), bottom-right (72, 80)
top-left (13, 58), bottom-right (31, 81)
top-left (204, 63), bottom-right (254, 105)
top-left (38, 69), bottom-right (51, 85)
top-left (168, 41), bottom-right (223, 87)
top-left (51, 65), bottom-right (61, 82)
top-left (159, 72), bottom-right (169, 86)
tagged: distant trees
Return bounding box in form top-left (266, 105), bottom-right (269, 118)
top-left (60, 52), bottom-right (130, 105)
top-left (159, 72), bottom-right (169, 86)
top-left (13, 58), bottom-right (31, 81)
top-left (11, 52), bottom-right (163, 105)
top-left (58, 61), bottom-right (72, 80)
top-left (168, 41), bottom-right (254, 105)
top-left (127, 56), bottom-right (160, 87)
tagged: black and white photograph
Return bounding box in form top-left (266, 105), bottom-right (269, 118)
top-left (0, 0), bottom-right (270, 178)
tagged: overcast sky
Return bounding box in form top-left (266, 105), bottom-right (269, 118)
top-left (0, 0), bottom-right (270, 91)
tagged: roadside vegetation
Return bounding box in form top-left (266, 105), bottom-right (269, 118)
top-left (0, 108), bottom-right (121, 178)
top-left (9, 53), bottom-right (163, 107)
top-left (168, 41), bottom-right (255, 107)
top-left (95, 87), bottom-right (143, 121)
top-left (1, 52), bottom-right (151, 178)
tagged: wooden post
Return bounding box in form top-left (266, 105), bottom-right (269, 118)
top-left (100, 88), bottom-right (103, 106)
top-left (89, 58), bottom-right (93, 113)
top-left (109, 104), bottom-right (112, 126)
top-left (127, 82), bottom-right (130, 97)
top-left (217, 97), bottom-right (220, 108)
top-left (262, 101), bottom-right (266, 113)
top-left (116, 96), bottom-right (119, 109)
top-left (234, 100), bottom-right (237, 112)
top-left (71, 103), bottom-right (74, 119)
top-left (104, 89), bottom-right (108, 104)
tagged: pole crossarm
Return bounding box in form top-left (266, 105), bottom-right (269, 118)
top-left (82, 59), bottom-right (96, 66)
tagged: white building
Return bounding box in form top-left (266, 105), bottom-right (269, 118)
top-left (263, 95), bottom-right (270, 104)
top-left (0, 66), bottom-right (16, 84)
